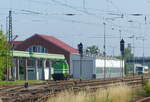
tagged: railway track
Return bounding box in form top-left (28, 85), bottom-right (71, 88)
top-left (0, 76), bottom-right (149, 102)
top-left (136, 97), bottom-right (150, 102)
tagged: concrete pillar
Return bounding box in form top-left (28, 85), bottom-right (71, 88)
top-left (42, 59), bottom-right (46, 80)
top-left (49, 60), bottom-right (52, 80)
top-left (11, 58), bottom-right (15, 80)
top-left (16, 57), bottom-right (20, 80)
top-left (35, 59), bottom-right (38, 80)
top-left (13, 58), bottom-right (16, 80)
top-left (25, 58), bottom-right (28, 80)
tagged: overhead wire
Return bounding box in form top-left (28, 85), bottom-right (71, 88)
top-left (28, 0), bottom-right (53, 5)
top-left (50, 0), bottom-right (102, 18)
top-left (2, 0), bottom-right (149, 40)
top-left (23, 0), bottom-right (124, 15)
top-left (23, 0), bottom-right (53, 5)
top-left (3, 8), bottom-right (146, 32)
top-left (50, 0), bottom-right (144, 36)
top-left (105, 0), bottom-right (122, 14)
top-left (4, 0), bottom-right (150, 56)
top-left (146, 0), bottom-right (150, 4)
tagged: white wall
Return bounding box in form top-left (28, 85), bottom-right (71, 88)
top-left (96, 59), bottom-right (124, 68)
top-left (96, 58), bottom-right (124, 78)
top-left (37, 68), bottom-right (51, 80)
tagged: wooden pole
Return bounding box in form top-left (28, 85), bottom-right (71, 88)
top-left (25, 58), bottom-right (28, 80)
top-left (35, 59), bottom-right (38, 80)
top-left (49, 60), bottom-right (52, 80)
top-left (42, 59), bottom-right (46, 80)
top-left (16, 57), bottom-right (20, 80)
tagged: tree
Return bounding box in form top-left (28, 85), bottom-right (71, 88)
top-left (116, 47), bottom-right (133, 75)
top-left (124, 48), bottom-right (133, 58)
top-left (85, 45), bottom-right (101, 56)
top-left (0, 31), bottom-right (11, 80)
top-left (123, 48), bottom-right (133, 75)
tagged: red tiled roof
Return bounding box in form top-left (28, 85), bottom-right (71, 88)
top-left (13, 41), bottom-right (23, 46)
top-left (37, 34), bottom-right (79, 53)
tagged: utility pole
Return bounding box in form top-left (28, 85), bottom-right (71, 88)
top-left (0, 24), bottom-right (3, 31)
top-left (119, 29), bottom-right (122, 40)
top-left (128, 35), bottom-right (135, 77)
top-left (112, 46), bottom-right (115, 57)
top-left (6, 16), bottom-right (9, 80)
top-left (83, 0), bottom-right (85, 10)
top-left (132, 35), bottom-right (135, 77)
top-left (136, 37), bottom-right (145, 66)
top-left (8, 10), bottom-right (13, 80)
top-left (142, 38), bottom-right (145, 79)
top-left (6, 17), bottom-right (9, 38)
top-left (142, 38), bottom-right (145, 66)
top-left (119, 29), bottom-right (122, 76)
top-left (9, 10), bottom-right (12, 45)
top-left (103, 22), bottom-right (106, 80)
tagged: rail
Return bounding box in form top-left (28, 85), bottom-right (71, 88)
top-left (136, 97), bottom-right (150, 102)
top-left (0, 76), bottom-right (149, 102)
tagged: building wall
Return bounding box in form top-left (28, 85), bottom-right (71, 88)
top-left (70, 54), bottom-right (124, 79)
top-left (95, 58), bottom-right (124, 78)
top-left (70, 54), bottom-right (95, 79)
top-left (19, 67), bottom-right (50, 80)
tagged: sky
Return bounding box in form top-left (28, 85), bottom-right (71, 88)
top-left (1, 0), bottom-right (150, 56)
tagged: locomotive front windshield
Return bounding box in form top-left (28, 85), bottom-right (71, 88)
top-left (136, 67), bottom-right (143, 72)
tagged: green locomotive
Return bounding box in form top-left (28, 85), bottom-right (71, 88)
top-left (52, 60), bottom-right (70, 80)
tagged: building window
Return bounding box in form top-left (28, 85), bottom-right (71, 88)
top-left (33, 46), bottom-right (37, 52)
top-left (26, 45), bottom-right (48, 53)
top-left (29, 47), bottom-right (32, 52)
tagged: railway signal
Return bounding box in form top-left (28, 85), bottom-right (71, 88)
top-left (120, 39), bottom-right (125, 56)
top-left (78, 42), bottom-right (83, 57)
top-left (120, 39), bottom-right (125, 78)
top-left (78, 43), bottom-right (83, 80)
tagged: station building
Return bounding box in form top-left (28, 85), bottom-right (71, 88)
top-left (14, 34), bottom-right (78, 65)
top-left (13, 34), bottom-right (78, 80)
top-left (12, 50), bottom-right (65, 80)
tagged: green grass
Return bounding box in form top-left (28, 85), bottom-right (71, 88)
top-left (0, 80), bottom-right (44, 85)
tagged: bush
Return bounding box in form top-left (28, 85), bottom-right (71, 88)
top-left (0, 30), bottom-right (12, 80)
top-left (143, 79), bottom-right (150, 95)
